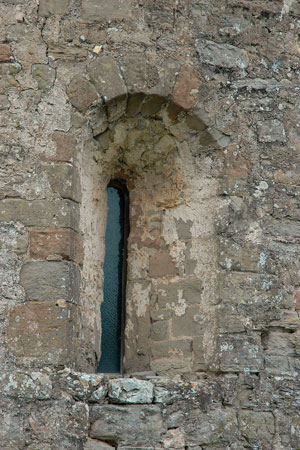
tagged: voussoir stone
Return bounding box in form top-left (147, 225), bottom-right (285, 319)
top-left (108, 378), bottom-right (154, 404)
top-left (67, 75), bottom-right (98, 112)
top-left (88, 56), bottom-right (126, 102)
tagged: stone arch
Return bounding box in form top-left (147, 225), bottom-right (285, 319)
top-left (77, 86), bottom-right (223, 375)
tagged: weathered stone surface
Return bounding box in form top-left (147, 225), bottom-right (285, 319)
top-left (239, 411), bottom-right (275, 446)
top-left (84, 439), bottom-right (114, 450)
top-left (0, 44), bottom-right (13, 62)
top-left (90, 405), bottom-right (164, 443)
top-left (172, 66), bottom-right (201, 111)
top-left (0, 62), bottom-right (21, 90)
top-left (108, 378), bottom-right (153, 404)
top-left (0, 199), bottom-right (79, 230)
top-left (185, 408), bottom-right (237, 446)
top-left (32, 64), bottom-right (56, 90)
top-left (67, 75), bottom-right (99, 112)
top-left (219, 238), bottom-right (272, 273)
top-left (58, 368), bottom-right (106, 401)
top-left (7, 301), bottom-right (74, 363)
top-left (88, 56), bottom-right (126, 102)
top-left (257, 119), bottom-right (286, 143)
top-left (217, 334), bottom-right (263, 373)
top-left (0, 372), bottom-right (52, 400)
top-left (42, 162), bottom-right (81, 202)
top-left (172, 306), bottom-right (203, 337)
top-left (149, 252), bottom-right (177, 278)
top-left (46, 132), bottom-right (77, 162)
top-left (81, 0), bottom-right (133, 21)
top-left (39, 0), bottom-right (70, 16)
top-left (20, 261), bottom-right (80, 303)
top-left (151, 339), bottom-right (191, 359)
top-left (196, 39), bottom-right (249, 69)
top-left (48, 43), bottom-right (88, 60)
top-left (0, 222), bottom-right (28, 254)
top-left (156, 279), bottom-right (203, 309)
top-left (30, 228), bottom-right (83, 264)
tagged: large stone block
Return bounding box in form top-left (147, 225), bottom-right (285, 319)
top-left (20, 261), bottom-right (80, 303)
top-left (151, 339), bottom-right (192, 359)
top-left (39, 0), bottom-right (70, 16)
top-left (219, 238), bottom-right (272, 273)
top-left (0, 199), bottom-right (79, 230)
top-left (88, 56), bottom-right (126, 102)
top-left (46, 132), bottom-right (77, 162)
top-left (29, 228), bottom-right (83, 264)
top-left (32, 64), bottom-right (56, 90)
top-left (172, 306), bottom-right (203, 337)
top-left (257, 119), bottom-right (286, 143)
top-left (0, 372), bottom-right (52, 400)
top-left (217, 334), bottom-right (263, 373)
top-left (81, 0), bottom-right (133, 21)
top-left (108, 378), bottom-right (153, 404)
top-left (196, 39), bottom-right (249, 69)
top-left (42, 163), bottom-right (81, 202)
top-left (239, 411), bottom-right (275, 447)
top-left (7, 301), bottom-right (74, 364)
top-left (185, 408), bottom-right (237, 446)
top-left (89, 405), bottom-right (164, 443)
top-left (0, 44), bottom-right (13, 62)
top-left (67, 75), bottom-right (99, 113)
top-left (156, 279), bottom-right (203, 309)
top-left (149, 252), bottom-right (177, 278)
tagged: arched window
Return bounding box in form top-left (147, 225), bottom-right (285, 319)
top-left (97, 181), bottom-right (129, 373)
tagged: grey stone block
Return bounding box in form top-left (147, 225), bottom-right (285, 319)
top-left (88, 56), bottom-right (126, 102)
top-left (108, 378), bottom-right (153, 404)
top-left (20, 261), bottom-right (80, 303)
top-left (196, 39), bottom-right (249, 69)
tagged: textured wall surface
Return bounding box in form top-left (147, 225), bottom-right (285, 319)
top-left (1, 0), bottom-right (300, 448)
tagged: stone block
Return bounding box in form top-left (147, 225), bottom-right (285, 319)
top-left (0, 44), bottom-right (13, 62)
top-left (239, 411), bottom-right (275, 446)
top-left (217, 334), bottom-right (263, 373)
top-left (157, 279), bottom-right (203, 309)
top-left (48, 43), bottom-right (88, 60)
top-left (151, 320), bottom-right (169, 341)
top-left (185, 408), bottom-right (237, 446)
top-left (20, 261), bottom-right (80, 303)
top-left (172, 66), bottom-right (201, 111)
top-left (47, 132), bottom-right (77, 162)
top-left (151, 339), bottom-right (192, 359)
top-left (0, 199), bottom-right (79, 230)
top-left (81, 0), bottom-right (133, 21)
top-left (7, 301), bottom-right (74, 364)
top-left (84, 439), bottom-right (114, 450)
top-left (0, 372), bottom-right (52, 400)
top-left (219, 238), bottom-right (272, 273)
top-left (257, 119), bottom-right (286, 143)
top-left (88, 56), bottom-right (126, 102)
top-left (39, 0), bottom-right (70, 16)
top-left (149, 252), bottom-right (177, 278)
top-left (30, 228), bottom-right (83, 264)
top-left (172, 306), bottom-right (203, 337)
top-left (67, 75), bottom-right (99, 112)
top-left (196, 39), bottom-right (249, 69)
top-left (150, 359), bottom-right (192, 375)
top-left (89, 405), bottom-right (164, 443)
top-left (0, 401), bottom-right (24, 449)
top-left (42, 162), bottom-right (81, 202)
top-left (0, 94), bottom-right (10, 109)
top-left (108, 378), bottom-right (153, 404)
top-left (192, 335), bottom-right (207, 371)
top-left (31, 64), bottom-right (56, 90)
top-left (0, 62), bottom-right (21, 90)
top-left (267, 218), bottom-right (300, 239)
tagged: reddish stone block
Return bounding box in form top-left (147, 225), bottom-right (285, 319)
top-left (0, 44), bottom-right (13, 62)
top-left (42, 132), bottom-right (77, 162)
top-left (7, 301), bottom-right (74, 364)
top-left (149, 252), bottom-right (177, 278)
top-left (172, 66), bottom-right (202, 111)
top-left (30, 228), bottom-right (83, 265)
top-left (295, 290), bottom-right (300, 310)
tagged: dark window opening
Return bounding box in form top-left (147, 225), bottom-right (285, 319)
top-left (98, 181), bottom-right (129, 373)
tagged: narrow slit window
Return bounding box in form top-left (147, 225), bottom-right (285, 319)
top-left (98, 181), bottom-right (128, 373)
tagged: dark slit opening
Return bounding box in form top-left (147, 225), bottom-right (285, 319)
top-left (97, 180), bottom-right (129, 373)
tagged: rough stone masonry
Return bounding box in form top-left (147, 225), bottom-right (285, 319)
top-left (0, 0), bottom-right (300, 448)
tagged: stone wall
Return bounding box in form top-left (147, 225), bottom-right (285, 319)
top-left (1, 0), bottom-right (300, 448)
